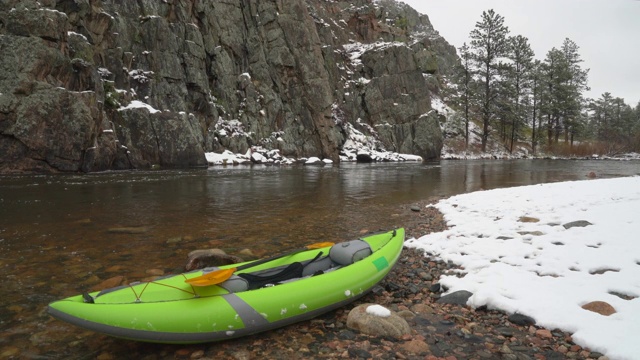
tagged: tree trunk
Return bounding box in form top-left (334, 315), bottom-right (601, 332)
top-left (532, 94), bottom-right (538, 155)
top-left (465, 100), bottom-right (469, 148)
top-left (547, 115), bottom-right (553, 145)
top-left (482, 65), bottom-right (491, 152)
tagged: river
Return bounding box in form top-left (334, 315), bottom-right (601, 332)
top-left (0, 159), bottom-right (638, 359)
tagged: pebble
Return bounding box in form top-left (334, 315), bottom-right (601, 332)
top-left (418, 271), bottom-right (433, 281)
top-left (190, 350), bottom-right (205, 359)
top-left (535, 329), bottom-right (553, 339)
top-left (145, 268), bottom-right (165, 276)
top-left (563, 220), bottom-right (593, 229)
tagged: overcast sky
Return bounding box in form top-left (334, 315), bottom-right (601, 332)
top-left (401, 0), bottom-right (640, 106)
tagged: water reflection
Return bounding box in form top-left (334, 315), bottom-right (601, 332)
top-left (0, 159), bottom-right (638, 358)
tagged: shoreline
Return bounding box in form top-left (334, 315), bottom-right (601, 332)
top-left (97, 200), bottom-right (603, 360)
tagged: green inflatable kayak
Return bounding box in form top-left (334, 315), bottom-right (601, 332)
top-left (48, 228), bottom-right (404, 343)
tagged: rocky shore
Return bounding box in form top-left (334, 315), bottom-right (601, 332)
top-left (3, 198), bottom-right (609, 360)
top-left (144, 200), bottom-right (607, 360)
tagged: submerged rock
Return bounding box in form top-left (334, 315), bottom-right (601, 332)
top-left (91, 275), bottom-right (125, 291)
top-left (185, 249), bottom-right (244, 271)
top-left (106, 226), bottom-right (149, 234)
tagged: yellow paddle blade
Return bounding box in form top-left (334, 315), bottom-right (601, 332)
top-left (185, 268), bottom-right (237, 287)
top-left (307, 242), bottom-right (334, 249)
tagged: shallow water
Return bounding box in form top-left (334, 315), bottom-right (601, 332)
top-left (0, 159), bottom-right (638, 358)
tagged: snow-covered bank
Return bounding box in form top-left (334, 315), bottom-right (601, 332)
top-left (406, 176), bottom-right (640, 360)
top-left (440, 151), bottom-right (640, 161)
top-left (204, 147), bottom-right (421, 166)
top-left (205, 147), bottom-right (640, 166)
top-left (205, 121), bottom-right (423, 166)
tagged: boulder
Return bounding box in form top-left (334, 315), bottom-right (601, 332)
top-left (356, 152), bottom-right (373, 163)
top-left (346, 303), bottom-right (412, 338)
top-left (185, 249), bottom-right (244, 271)
top-left (304, 157), bottom-right (323, 165)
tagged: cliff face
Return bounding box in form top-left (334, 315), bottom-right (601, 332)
top-left (0, 0), bottom-right (458, 173)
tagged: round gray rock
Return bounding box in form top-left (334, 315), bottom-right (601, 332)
top-left (436, 290), bottom-right (473, 305)
top-left (346, 303), bottom-right (412, 338)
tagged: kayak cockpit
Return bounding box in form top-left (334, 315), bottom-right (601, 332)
top-left (219, 239), bottom-right (372, 292)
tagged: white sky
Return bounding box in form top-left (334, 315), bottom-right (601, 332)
top-left (401, 0), bottom-right (640, 106)
top-left (406, 176), bottom-right (640, 360)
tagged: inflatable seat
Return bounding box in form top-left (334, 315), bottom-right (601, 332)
top-left (219, 274), bottom-right (249, 293)
top-left (329, 239), bottom-right (372, 265)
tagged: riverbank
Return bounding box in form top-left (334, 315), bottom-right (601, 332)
top-left (197, 201), bottom-right (601, 360)
top-left (88, 199), bottom-right (602, 360)
top-left (405, 177), bottom-right (640, 360)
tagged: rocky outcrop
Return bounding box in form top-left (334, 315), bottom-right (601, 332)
top-left (0, 0), bottom-right (458, 173)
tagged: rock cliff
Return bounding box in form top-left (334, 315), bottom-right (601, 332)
top-left (0, 0), bottom-right (458, 173)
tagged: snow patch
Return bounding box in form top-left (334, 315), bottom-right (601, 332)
top-left (366, 305), bottom-right (391, 318)
top-left (118, 100), bottom-right (160, 114)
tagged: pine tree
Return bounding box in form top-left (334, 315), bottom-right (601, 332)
top-left (588, 93), bottom-right (638, 153)
top-left (493, 67), bottom-right (513, 145)
top-left (590, 92), bottom-right (615, 141)
top-left (457, 42), bottom-right (474, 148)
top-left (529, 60), bottom-right (544, 154)
top-left (505, 35), bottom-right (535, 153)
top-left (560, 38), bottom-right (589, 144)
top-left (633, 101), bottom-right (640, 150)
top-left (541, 47), bottom-right (570, 146)
top-left (469, 9), bottom-right (510, 152)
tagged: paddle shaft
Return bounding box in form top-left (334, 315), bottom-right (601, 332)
top-left (185, 241), bottom-right (333, 286)
top-left (235, 247), bottom-right (307, 271)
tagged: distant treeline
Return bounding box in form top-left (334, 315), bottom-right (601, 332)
top-left (448, 9), bottom-right (640, 155)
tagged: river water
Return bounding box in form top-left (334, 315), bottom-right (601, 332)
top-left (0, 159), bottom-right (638, 359)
